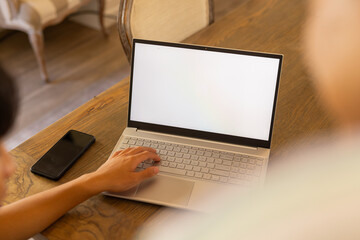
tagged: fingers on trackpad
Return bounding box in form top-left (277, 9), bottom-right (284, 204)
top-left (136, 175), bottom-right (195, 206)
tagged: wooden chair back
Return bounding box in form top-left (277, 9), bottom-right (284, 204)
top-left (118, 0), bottom-right (214, 62)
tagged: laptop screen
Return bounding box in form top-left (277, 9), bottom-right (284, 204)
top-left (129, 39), bottom-right (282, 148)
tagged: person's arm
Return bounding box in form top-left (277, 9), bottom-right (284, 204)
top-left (0, 146), bottom-right (160, 240)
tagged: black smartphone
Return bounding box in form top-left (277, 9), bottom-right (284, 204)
top-left (31, 130), bottom-right (95, 180)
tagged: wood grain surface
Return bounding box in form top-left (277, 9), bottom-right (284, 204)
top-left (3, 0), bottom-right (335, 239)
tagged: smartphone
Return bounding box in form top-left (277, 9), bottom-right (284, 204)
top-left (31, 130), bottom-right (95, 180)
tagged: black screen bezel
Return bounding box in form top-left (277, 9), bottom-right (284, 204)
top-left (128, 39), bottom-right (283, 149)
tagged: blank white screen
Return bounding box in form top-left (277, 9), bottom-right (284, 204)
top-left (130, 43), bottom-right (280, 141)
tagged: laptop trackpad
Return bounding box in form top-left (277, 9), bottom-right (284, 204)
top-left (135, 175), bottom-right (194, 206)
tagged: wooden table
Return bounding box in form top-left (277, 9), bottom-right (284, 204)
top-left (3, 0), bottom-right (334, 239)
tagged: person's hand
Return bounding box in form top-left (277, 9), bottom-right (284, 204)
top-left (88, 147), bottom-right (160, 193)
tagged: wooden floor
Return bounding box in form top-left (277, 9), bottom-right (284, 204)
top-left (0, 0), bottom-right (247, 150)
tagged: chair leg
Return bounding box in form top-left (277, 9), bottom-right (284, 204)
top-left (28, 31), bottom-right (49, 82)
top-left (98, 0), bottom-right (108, 37)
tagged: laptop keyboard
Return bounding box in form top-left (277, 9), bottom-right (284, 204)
top-left (118, 136), bottom-right (264, 185)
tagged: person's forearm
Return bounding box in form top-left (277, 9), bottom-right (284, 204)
top-left (0, 173), bottom-right (101, 240)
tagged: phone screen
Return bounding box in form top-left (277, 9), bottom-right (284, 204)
top-left (31, 130), bottom-right (95, 180)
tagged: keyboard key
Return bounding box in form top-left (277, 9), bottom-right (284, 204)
top-left (160, 166), bottom-right (186, 175)
top-left (196, 150), bottom-right (204, 156)
top-left (215, 159), bottom-right (222, 164)
top-left (195, 172), bottom-right (203, 178)
top-left (199, 162), bottom-right (206, 167)
top-left (186, 171), bottom-right (195, 177)
top-left (181, 148), bottom-right (189, 153)
top-left (204, 152), bottom-right (212, 157)
top-left (233, 162), bottom-right (240, 167)
top-left (175, 152), bottom-right (183, 158)
top-left (183, 154), bottom-right (191, 159)
top-left (168, 157), bottom-right (175, 162)
top-left (158, 145), bottom-right (166, 150)
top-left (175, 158), bottom-right (183, 163)
top-left (169, 163), bottom-right (177, 168)
top-left (150, 143), bottom-right (158, 148)
top-left (177, 164), bottom-right (185, 169)
top-left (201, 167), bottom-right (209, 173)
top-left (223, 160), bottom-right (232, 166)
top-left (206, 157), bottom-right (215, 163)
top-left (215, 164), bottom-right (231, 171)
top-left (207, 163), bottom-right (215, 168)
top-left (199, 156), bottom-right (207, 162)
top-left (231, 167), bottom-right (238, 172)
top-left (168, 151), bottom-right (175, 157)
top-left (256, 160), bottom-right (263, 166)
top-left (191, 155), bottom-right (199, 160)
top-left (191, 160), bottom-right (199, 166)
top-left (185, 165), bottom-right (193, 170)
top-left (173, 147), bottom-right (181, 152)
top-left (189, 149), bottom-right (196, 155)
top-left (210, 169), bottom-right (230, 177)
top-left (183, 159), bottom-right (191, 165)
top-left (193, 166), bottom-right (201, 172)
top-left (162, 161), bottom-right (169, 167)
top-left (220, 155), bottom-right (233, 161)
top-left (203, 174), bottom-right (211, 180)
top-left (160, 150), bottom-right (167, 155)
top-left (166, 146), bottom-right (173, 151)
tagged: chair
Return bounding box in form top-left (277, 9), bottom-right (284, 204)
top-left (0, 0), bottom-right (106, 82)
top-left (118, 0), bottom-right (214, 62)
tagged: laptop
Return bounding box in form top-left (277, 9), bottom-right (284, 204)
top-left (104, 39), bottom-right (283, 211)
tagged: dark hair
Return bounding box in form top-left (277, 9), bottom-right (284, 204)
top-left (0, 67), bottom-right (18, 137)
